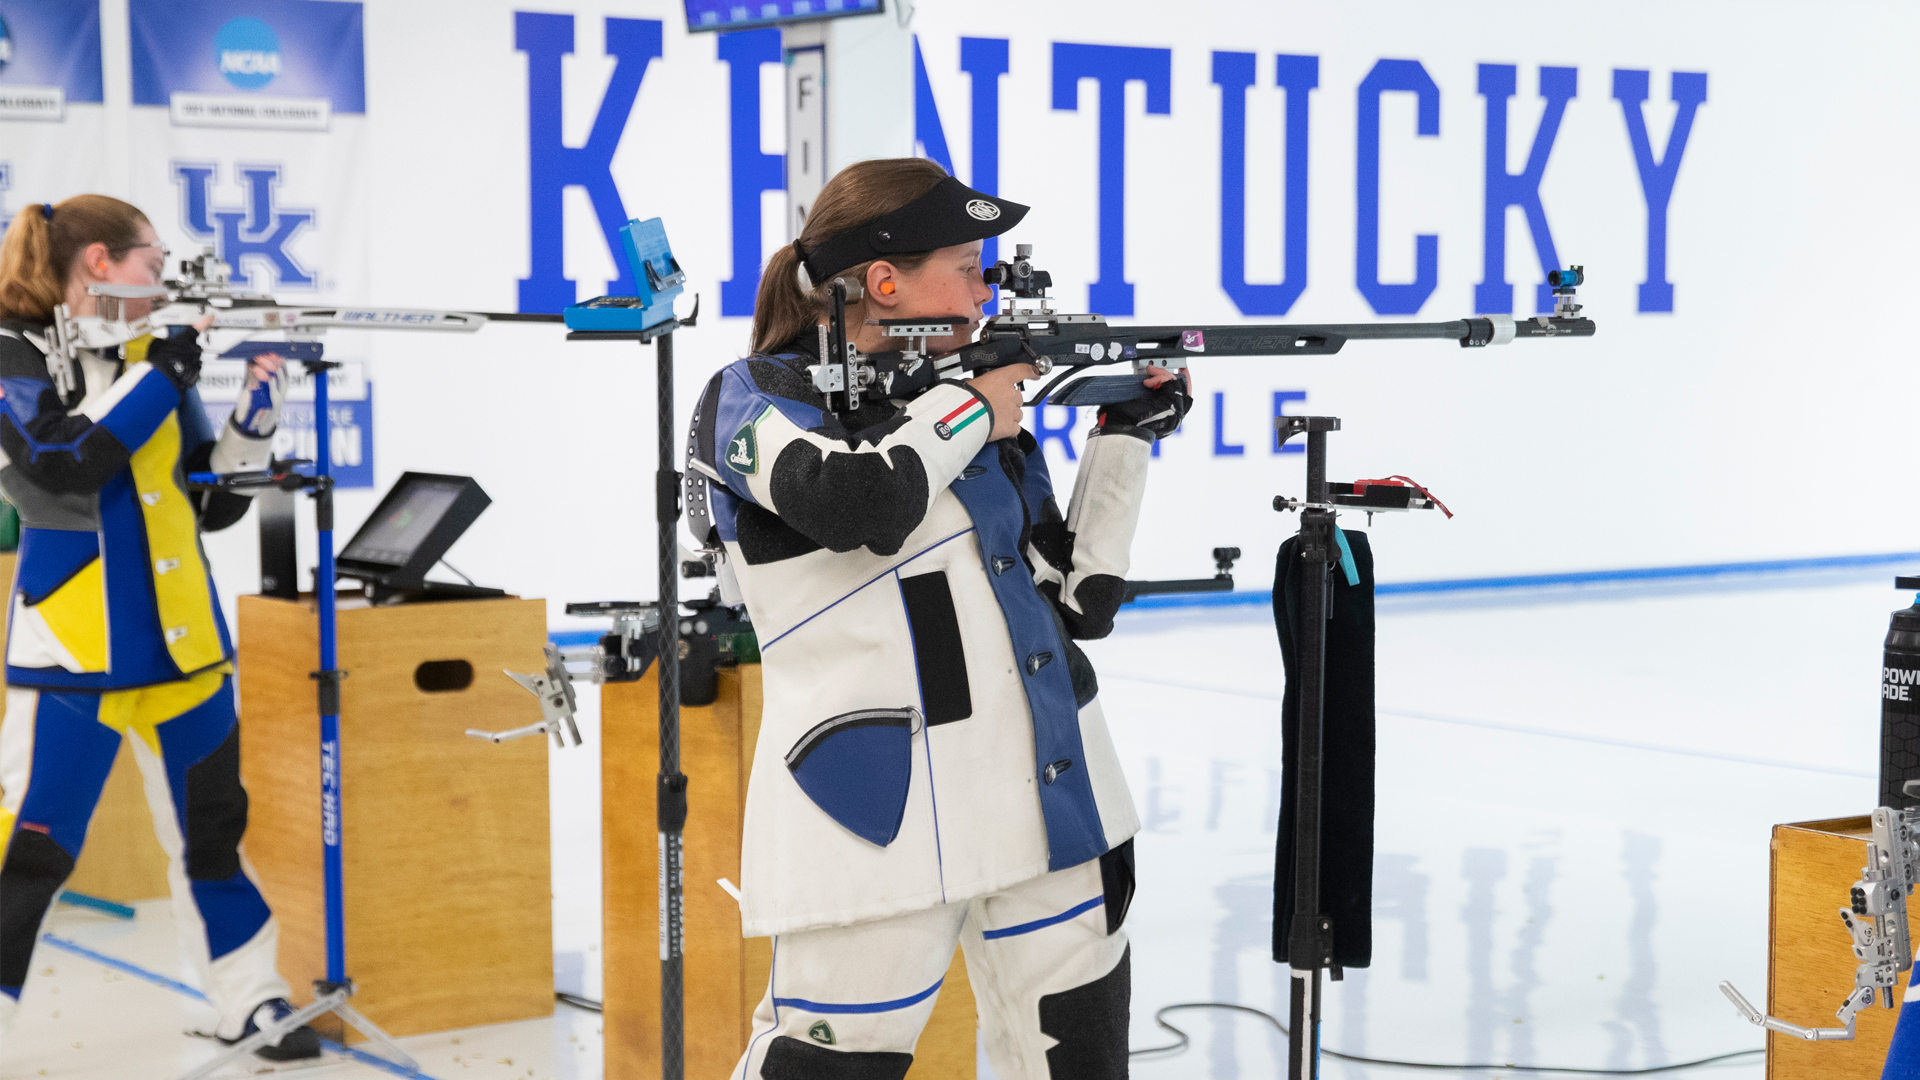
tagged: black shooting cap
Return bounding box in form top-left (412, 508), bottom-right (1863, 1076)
top-left (797, 176), bottom-right (1027, 287)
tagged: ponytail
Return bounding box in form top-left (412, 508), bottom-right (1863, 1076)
top-left (750, 158), bottom-right (949, 354)
top-left (0, 195), bottom-right (151, 324)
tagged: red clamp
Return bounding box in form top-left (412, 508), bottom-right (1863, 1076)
top-left (1351, 475), bottom-right (1453, 519)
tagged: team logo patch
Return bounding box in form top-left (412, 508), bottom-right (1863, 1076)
top-left (808, 1021), bottom-right (836, 1045)
top-left (935, 398), bottom-right (988, 440)
top-left (965, 199), bottom-right (1001, 221)
top-left (727, 420), bottom-right (759, 474)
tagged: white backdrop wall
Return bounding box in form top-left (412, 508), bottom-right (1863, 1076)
top-left (4, 0), bottom-right (1917, 630)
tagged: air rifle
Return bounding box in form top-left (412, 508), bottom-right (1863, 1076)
top-left (46, 247), bottom-right (560, 393)
top-left (807, 244), bottom-right (1594, 415)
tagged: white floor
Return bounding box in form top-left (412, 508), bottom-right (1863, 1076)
top-left (14, 564), bottom-right (1910, 1078)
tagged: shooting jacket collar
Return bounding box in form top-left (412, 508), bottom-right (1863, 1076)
top-left (797, 176), bottom-right (1027, 287)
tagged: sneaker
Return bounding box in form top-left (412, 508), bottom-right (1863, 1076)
top-left (226, 997), bottom-right (323, 1062)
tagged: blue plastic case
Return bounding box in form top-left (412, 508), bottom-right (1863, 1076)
top-left (564, 218), bottom-right (685, 333)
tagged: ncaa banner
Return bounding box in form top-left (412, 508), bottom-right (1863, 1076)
top-left (0, 0), bottom-right (106, 234)
top-left (127, 0), bottom-right (375, 487)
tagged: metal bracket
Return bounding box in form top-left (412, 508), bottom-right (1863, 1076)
top-left (481, 644), bottom-right (584, 748)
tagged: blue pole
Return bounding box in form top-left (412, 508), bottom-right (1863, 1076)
top-left (312, 362), bottom-right (346, 985)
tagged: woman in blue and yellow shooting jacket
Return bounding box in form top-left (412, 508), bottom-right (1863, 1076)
top-left (0, 195), bottom-right (318, 1062)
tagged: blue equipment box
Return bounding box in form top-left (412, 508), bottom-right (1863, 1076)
top-left (564, 218), bottom-right (685, 333)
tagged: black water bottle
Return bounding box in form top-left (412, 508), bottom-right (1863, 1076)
top-left (1881, 576), bottom-right (1920, 808)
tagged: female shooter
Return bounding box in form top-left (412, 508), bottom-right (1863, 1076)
top-left (690, 158), bottom-right (1190, 1079)
top-left (0, 196), bottom-right (316, 1060)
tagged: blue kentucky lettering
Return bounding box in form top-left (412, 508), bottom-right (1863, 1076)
top-left (172, 164), bottom-right (315, 288)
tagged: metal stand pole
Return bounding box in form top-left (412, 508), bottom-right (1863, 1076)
top-left (1283, 418), bottom-right (1340, 1080)
top-left (653, 330), bottom-right (688, 1080)
top-left (313, 363), bottom-right (346, 988)
top-left (176, 360), bottom-right (417, 1080)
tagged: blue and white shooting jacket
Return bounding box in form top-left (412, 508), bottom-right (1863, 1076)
top-left (689, 336), bottom-right (1151, 935)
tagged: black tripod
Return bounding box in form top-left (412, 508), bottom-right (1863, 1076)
top-left (1270, 414), bottom-right (1439, 1080)
top-left (567, 308), bottom-right (696, 1080)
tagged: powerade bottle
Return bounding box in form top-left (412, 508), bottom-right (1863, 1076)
top-left (1882, 576), bottom-right (1920, 809)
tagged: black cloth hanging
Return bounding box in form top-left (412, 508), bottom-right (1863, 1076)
top-left (1271, 528), bottom-right (1376, 968)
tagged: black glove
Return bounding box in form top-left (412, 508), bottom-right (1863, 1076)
top-left (1094, 375), bottom-right (1191, 441)
top-left (146, 327), bottom-right (203, 391)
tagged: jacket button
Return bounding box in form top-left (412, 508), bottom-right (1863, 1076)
top-left (141, 491), bottom-right (162, 506)
top-left (1026, 651), bottom-right (1053, 674)
top-left (165, 626), bottom-right (188, 643)
top-left (154, 558), bottom-right (179, 574)
top-left (992, 556), bottom-right (1016, 576)
top-left (1043, 759), bottom-right (1073, 784)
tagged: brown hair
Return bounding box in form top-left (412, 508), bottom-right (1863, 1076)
top-left (0, 195), bottom-right (151, 324)
top-left (752, 157), bottom-right (950, 354)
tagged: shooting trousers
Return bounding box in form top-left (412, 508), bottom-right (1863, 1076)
top-left (0, 672), bottom-right (288, 1038)
top-left (1272, 528), bottom-right (1375, 969)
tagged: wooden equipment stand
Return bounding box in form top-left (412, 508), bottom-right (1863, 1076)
top-left (603, 665), bottom-right (977, 1079)
top-left (1769, 816), bottom-right (1915, 1078)
top-left (237, 594), bottom-right (555, 1039)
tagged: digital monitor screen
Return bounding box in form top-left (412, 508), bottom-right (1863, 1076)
top-left (340, 479), bottom-right (467, 567)
top-left (684, 0), bottom-right (882, 33)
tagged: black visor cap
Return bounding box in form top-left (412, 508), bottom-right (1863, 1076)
top-left (800, 176), bottom-right (1028, 284)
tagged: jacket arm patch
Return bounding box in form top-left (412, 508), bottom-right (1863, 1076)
top-left (768, 441), bottom-right (930, 556)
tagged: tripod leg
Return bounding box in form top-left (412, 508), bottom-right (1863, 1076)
top-left (173, 988), bottom-right (350, 1080)
top-left (1288, 966), bottom-right (1322, 1080)
top-left (335, 1001), bottom-right (421, 1072)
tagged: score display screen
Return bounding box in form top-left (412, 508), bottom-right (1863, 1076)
top-left (340, 479), bottom-right (466, 567)
top-left (684, 0), bottom-right (881, 32)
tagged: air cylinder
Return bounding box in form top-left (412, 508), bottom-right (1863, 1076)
top-left (1881, 576), bottom-right (1920, 808)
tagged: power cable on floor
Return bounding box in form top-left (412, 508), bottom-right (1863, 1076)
top-left (1130, 1002), bottom-right (1763, 1075)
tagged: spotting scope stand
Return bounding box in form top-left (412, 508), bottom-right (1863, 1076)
top-left (567, 299), bottom-right (699, 1080)
top-left (1271, 416), bottom-right (1444, 1080)
top-left (177, 357), bottom-right (417, 1079)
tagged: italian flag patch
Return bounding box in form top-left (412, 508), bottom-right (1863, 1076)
top-left (933, 396), bottom-right (988, 441)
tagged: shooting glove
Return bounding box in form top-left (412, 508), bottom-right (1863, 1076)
top-left (230, 363), bottom-right (287, 438)
top-left (146, 327), bottom-right (204, 392)
top-left (1093, 376), bottom-right (1191, 442)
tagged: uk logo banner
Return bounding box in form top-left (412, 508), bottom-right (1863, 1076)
top-left (127, 0), bottom-right (373, 488)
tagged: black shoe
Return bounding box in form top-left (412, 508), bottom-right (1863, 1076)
top-left (226, 997), bottom-right (323, 1062)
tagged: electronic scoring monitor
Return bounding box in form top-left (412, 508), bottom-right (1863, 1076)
top-left (336, 472), bottom-right (493, 598)
top-left (683, 0), bottom-right (882, 33)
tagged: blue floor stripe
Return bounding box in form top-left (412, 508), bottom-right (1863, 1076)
top-left (39, 933), bottom-right (438, 1078)
top-left (1102, 672), bottom-right (1876, 779)
top-left (1119, 550), bottom-right (1920, 612)
top-left (41, 934), bottom-right (206, 999)
top-left (543, 552), bottom-right (1920, 634)
top-left (319, 1038), bottom-right (429, 1078)
top-left (57, 891), bottom-right (137, 919)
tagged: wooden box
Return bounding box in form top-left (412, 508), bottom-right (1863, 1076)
top-left (1769, 816), bottom-right (1915, 1079)
top-left (237, 594), bottom-right (554, 1039)
top-left (604, 667), bottom-right (975, 1080)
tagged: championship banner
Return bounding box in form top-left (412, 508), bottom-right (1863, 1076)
top-left (127, 0), bottom-right (374, 487)
top-left (0, 0), bottom-right (106, 233)
top-left (198, 360), bottom-right (374, 489)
